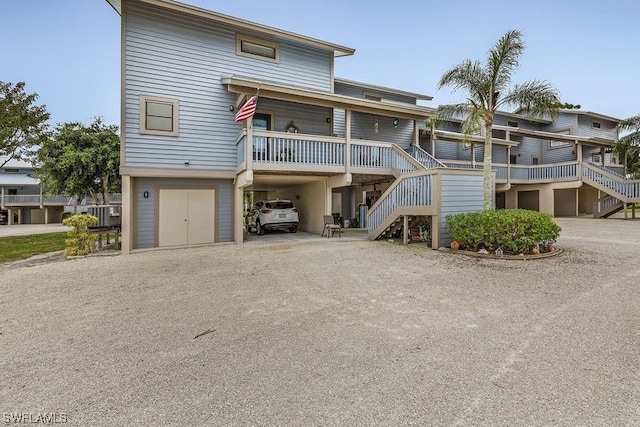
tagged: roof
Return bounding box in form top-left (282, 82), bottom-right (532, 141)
top-left (0, 173), bottom-right (40, 186)
top-left (334, 78), bottom-right (433, 101)
top-left (223, 76), bottom-right (434, 120)
top-left (0, 157), bottom-right (35, 169)
top-left (106, 0), bottom-right (355, 57)
top-left (559, 110), bottom-right (621, 123)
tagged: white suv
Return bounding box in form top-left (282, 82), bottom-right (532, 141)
top-left (249, 200), bottom-right (299, 235)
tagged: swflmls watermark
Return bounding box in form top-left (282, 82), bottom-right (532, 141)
top-left (2, 412), bottom-right (67, 424)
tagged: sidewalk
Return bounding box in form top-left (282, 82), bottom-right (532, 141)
top-left (0, 224), bottom-right (71, 238)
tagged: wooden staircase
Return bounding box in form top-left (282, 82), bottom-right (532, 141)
top-left (367, 146), bottom-right (444, 241)
top-left (593, 195), bottom-right (625, 219)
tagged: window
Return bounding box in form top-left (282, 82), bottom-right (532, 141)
top-left (549, 129), bottom-right (572, 149)
top-left (510, 154), bottom-right (517, 165)
top-left (363, 92), bottom-right (383, 102)
top-left (507, 120), bottom-right (518, 127)
top-left (592, 121), bottom-right (601, 129)
top-left (592, 153), bottom-right (602, 163)
top-left (139, 95), bottom-right (179, 136)
top-left (237, 35), bottom-right (279, 62)
top-left (8, 188), bottom-right (18, 195)
top-left (4, 168), bottom-right (19, 173)
top-left (532, 156), bottom-right (539, 165)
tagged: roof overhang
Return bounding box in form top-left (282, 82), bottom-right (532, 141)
top-left (433, 130), bottom-right (518, 146)
top-left (559, 109), bottom-right (621, 123)
top-left (495, 125), bottom-right (616, 147)
top-left (222, 76), bottom-right (434, 120)
top-left (334, 77), bottom-right (433, 101)
top-left (106, 0), bottom-right (355, 57)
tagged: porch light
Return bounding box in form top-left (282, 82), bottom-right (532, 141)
top-left (393, 118), bottom-right (399, 128)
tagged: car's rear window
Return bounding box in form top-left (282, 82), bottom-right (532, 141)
top-left (266, 201), bottom-right (294, 209)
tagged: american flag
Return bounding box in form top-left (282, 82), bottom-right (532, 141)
top-left (234, 95), bottom-right (258, 122)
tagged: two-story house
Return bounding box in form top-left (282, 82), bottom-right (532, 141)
top-left (0, 157), bottom-right (66, 225)
top-left (107, 0), bottom-right (638, 254)
top-left (108, 0), bottom-right (489, 253)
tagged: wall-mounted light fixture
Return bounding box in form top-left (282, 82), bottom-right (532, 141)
top-left (229, 105), bottom-right (235, 111)
top-left (184, 160), bottom-right (190, 165)
top-left (392, 118), bottom-right (399, 128)
top-left (326, 117), bottom-right (331, 124)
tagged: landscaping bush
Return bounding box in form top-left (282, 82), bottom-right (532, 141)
top-left (63, 214), bottom-right (98, 256)
top-left (61, 212), bottom-right (73, 221)
top-left (445, 209), bottom-right (561, 254)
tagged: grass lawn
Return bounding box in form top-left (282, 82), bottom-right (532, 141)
top-left (0, 232), bottom-right (67, 263)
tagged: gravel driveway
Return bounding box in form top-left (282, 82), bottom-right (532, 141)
top-left (1, 218), bottom-right (639, 426)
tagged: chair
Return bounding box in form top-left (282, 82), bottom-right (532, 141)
top-left (322, 215), bottom-right (342, 238)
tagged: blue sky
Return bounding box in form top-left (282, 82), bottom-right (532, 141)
top-left (2, 0), bottom-right (639, 128)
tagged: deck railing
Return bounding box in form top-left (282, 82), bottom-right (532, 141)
top-left (407, 145), bottom-right (446, 169)
top-left (367, 173), bottom-right (433, 235)
top-left (1, 195), bottom-right (71, 206)
top-left (582, 163), bottom-right (640, 200)
top-left (252, 131), bottom-right (345, 166)
top-left (510, 161), bottom-right (579, 182)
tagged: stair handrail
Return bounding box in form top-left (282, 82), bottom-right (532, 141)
top-left (367, 170), bottom-right (433, 235)
top-left (593, 194), bottom-right (621, 217)
top-left (585, 162), bottom-right (627, 179)
top-left (407, 145), bottom-right (447, 169)
top-left (582, 162), bottom-right (640, 199)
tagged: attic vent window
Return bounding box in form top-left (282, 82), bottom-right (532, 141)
top-left (364, 92), bottom-right (383, 102)
top-left (507, 120), bottom-right (518, 127)
top-left (237, 36), bottom-right (279, 62)
top-left (4, 168), bottom-right (19, 173)
top-left (592, 121), bottom-right (601, 129)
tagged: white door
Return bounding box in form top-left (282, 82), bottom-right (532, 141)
top-left (186, 189), bottom-right (215, 245)
top-left (158, 189), bottom-right (216, 247)
top-left (159, 189), bottom-right (188, 247)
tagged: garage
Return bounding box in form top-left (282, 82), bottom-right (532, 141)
top-left (158, 189), bottom-right (216, 246)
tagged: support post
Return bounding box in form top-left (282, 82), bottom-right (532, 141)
top-left (345, 109), bottom-right (351, 174)
top-left (120, 175), bottom-right (133, 254)
top-left (402, 215), bottom-right (408, 245)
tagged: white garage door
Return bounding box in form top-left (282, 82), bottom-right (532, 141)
top-left (158, 189), bottom-right (216, 247)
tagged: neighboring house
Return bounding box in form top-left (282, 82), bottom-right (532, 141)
top-left (423, 109), bottom-right (638, 218)
top-left (0, 158), bottom-right (66, 225)
top-left (106, 0), bottom-right (639, 253)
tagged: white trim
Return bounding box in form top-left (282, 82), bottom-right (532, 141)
top-left (139, 95), bottom-right (179, 136)
top-left (236, 35), bottom-right (279, 63)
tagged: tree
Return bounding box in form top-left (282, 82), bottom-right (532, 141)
top-left (0, 81), bottom-right (50, 168)
top-left (36, 118), bottom-right (120, 204)
top-left (436, 30), bottom-right (562, 210)
top-left (615, 114), bottom-right (640, 178)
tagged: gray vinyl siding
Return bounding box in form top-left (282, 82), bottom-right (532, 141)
top-left (544, 143), bottom-right (575, 163)
top-left (258, 99), bottom-right (332, 135)
top-left (434, 140), bottom-right (458, 160)
top-left (350, 113), bottom-right (413, 148)
top-left (511, 137), bottom-right (545, 165)
top-left (582, 146), bottom-right (601, 162)
top-left (333, 109), bottom-right (345, 137)
top-left (334, 82), bottom-right (417, 104)
top-left (439, 173), bottom-right (485, 243)
top-left (134, 177), bottom-right (233, 249)
top-left (124, 2), bottom-right (333, 170)
top-left (577, 115), bottom-right (617, 140)
top-left (544, 113), bottom-right (575, 133)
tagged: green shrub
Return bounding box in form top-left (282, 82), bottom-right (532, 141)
top-left (445, 209), bottom-right (561, 254)
top-left (61, 212), bottom-right (73, 221)
top-left (63, 214), bottom-right (98, 256)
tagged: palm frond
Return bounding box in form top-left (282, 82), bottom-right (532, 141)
top-left (617, 114), bottom-right (640, 132)
top-left (437, 60), bottom-right (490, 108)
top-left (488, 30), bottom-right (524, 94)
top-left (498, 80), bottom-right (560, 120)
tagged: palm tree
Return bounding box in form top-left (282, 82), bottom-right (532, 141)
top-left (436, 30), bottom-right (562, 210)
top-left (615, 114), bottom-right (640, 178)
